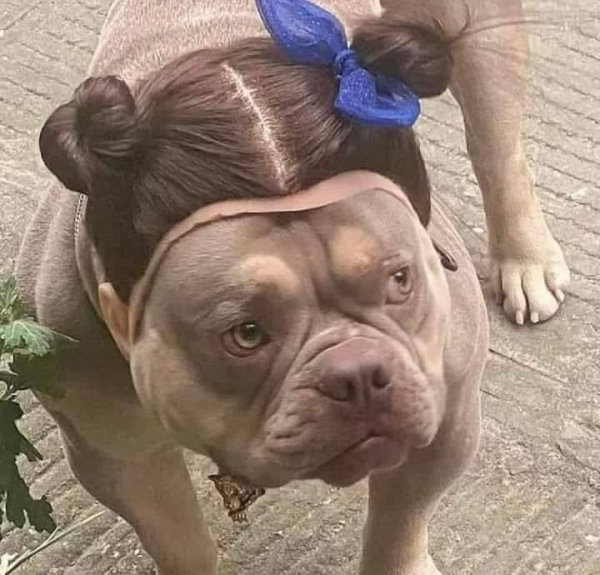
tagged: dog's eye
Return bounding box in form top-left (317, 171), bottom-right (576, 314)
top-left (222, 322), bottom-right (270, 356)
top-left (387, 266), bottom-right (413, 303)
top-left (233, 322), bottom-right (266, 349)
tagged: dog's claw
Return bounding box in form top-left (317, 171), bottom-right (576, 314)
top-left (495, 261), bottom-right (568, 325)
top-left (490, 228), bottom-right (570, 325)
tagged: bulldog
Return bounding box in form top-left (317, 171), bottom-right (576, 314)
top-left (15, 0), bottom-right (566, 574)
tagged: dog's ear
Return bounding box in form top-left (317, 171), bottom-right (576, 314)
top-left (98, 282), bottom-right (131, 360)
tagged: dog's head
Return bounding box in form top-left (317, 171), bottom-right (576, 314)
top-left (99, 172), bottom-right (452, 488)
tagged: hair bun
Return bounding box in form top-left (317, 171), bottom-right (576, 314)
top-left (352, 18), bottom-right (452, 99)
top-left (39, 76), bottom-right (139, 195)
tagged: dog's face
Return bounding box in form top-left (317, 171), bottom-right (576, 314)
top-left (126, 190), bottom-right (451, 488)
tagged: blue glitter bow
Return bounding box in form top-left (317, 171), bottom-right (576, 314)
top-left (255, 0), bottom-right (421, 128)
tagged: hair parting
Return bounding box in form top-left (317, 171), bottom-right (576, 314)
top-left (39, 8), bottom-right (471, 300)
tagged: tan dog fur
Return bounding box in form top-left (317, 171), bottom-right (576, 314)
top-left (15, 1), bottom-right (569, 574)
top-left (29, 173), bottom-right (488, 575)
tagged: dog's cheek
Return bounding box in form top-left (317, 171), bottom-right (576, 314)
top-left (412, 303), bottom-right (452, 429)
top-left (127, 330), bottom-right (224, 453)
top-left (388, 280), bottom-right (451, 429)
top-left (391, 373), bottom-right (446, 448)
top-left (262, 387), bottom-right (350, 463)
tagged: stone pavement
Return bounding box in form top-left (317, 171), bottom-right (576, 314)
top-left (0, 1), bottom-right (599, 573)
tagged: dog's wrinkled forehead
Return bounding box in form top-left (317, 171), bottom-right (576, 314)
top-left (129, 171), bottom-right (430, 338)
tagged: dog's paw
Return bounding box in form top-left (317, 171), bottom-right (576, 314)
top-left (401, 555), bottom-right (442, 575)
top-left (490, 234), bottom-right (570, 325)
top-left (417, 555), bottom-right (442, 575)
top-left (361, 554), bottom-right (442, 575)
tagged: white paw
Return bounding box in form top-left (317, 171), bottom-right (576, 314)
top-left (490, 237), bottom-right (570, 325)
top-left (422, 554), bottom-right (442, 575)
top-left (404, 554), bottom-right (442, 575)
top-left (400, 555), bottom-right (443, 575)
top-left (360, 552), bottom-right (442, 575)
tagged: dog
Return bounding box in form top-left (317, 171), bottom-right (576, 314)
top-left (15, 1), bottom-right (568, 573)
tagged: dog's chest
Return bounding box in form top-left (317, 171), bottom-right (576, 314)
top-left (90, 0), bottom-right (380, 83)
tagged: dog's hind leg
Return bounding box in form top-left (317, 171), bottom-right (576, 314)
top-left (448, 0), bottom-right (570, 324)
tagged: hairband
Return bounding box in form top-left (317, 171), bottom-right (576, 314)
top-left (255, 0), bottom-right (421, 128)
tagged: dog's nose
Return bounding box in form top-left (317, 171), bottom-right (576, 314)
top-left (319, 355), bottom-right (391, 402)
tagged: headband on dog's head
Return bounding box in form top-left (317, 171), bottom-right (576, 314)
top-left (128, 171), bottom-right (457, 342)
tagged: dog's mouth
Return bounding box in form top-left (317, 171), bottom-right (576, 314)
top-left (306, 432), bottom-right (409, 487)
top-left (207, 432), bottom-right (408, 522)
top-left (259, 393), bottom-right (439, 488)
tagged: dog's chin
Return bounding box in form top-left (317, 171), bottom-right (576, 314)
top-left (237, 420), bottom-right (441, 489)
top-left (218, 438), bottom-right (409, 490)
top-left (306, 435), bottom-right (410, 487)
top-left (213, 432), bottom-right (425, 490)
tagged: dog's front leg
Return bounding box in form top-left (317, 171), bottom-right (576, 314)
top-left (449, 0), bottom-right (570, 324)
top-left (358, 387), bottom-right (480, 575)
top-left (60, 432), bottom-right (218, 575)
top-left (359, 474), bottom-right (443, 575)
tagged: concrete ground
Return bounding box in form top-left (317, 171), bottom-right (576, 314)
top-left (0, 0), bottom-right (598, 573)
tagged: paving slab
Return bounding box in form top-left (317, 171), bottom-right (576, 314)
top-left (0, 1), bottom-right (598, 574)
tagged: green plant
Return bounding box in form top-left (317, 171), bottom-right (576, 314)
top-left (0, 276), bottom-right (106, 572)
top-left (0, 276), bottom-right (74, 541)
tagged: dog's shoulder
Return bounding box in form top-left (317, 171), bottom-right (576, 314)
top-left (15, 186), bottom-right (110, 348)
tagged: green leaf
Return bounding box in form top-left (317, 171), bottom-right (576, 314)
top-left (0, 321), bottom-right (54, 358)
top-left (0, 275), bottom-right (79, 544)
top-left (0, 401), bottom-right (42, 462)
top-left (0, 457), bottom-right (54, 539)
top-left (0, 451), bottom-right (12, 490)
top-left (0, 397), bottom-right (50, 540)
top-left (0, 401), bottom-right (25, 451)
top-left (24, 497), bottom-right (55, 534)
top-left (0, 277), bottom-right (24, 324)
top-left (5, 480), bottom-right (26, 529)
top-left (9, 353), bottom-right (65, 400)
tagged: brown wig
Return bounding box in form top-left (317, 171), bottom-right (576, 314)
top-left (39, 14), bottom-right (453, 301)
